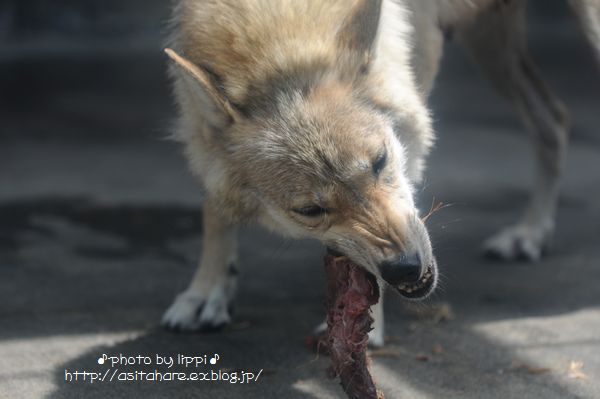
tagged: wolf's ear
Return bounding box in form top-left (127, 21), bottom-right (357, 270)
top-left (165, 48), bottom-right (241, 126)
top-left (337, 0), bottom-right (383, 69)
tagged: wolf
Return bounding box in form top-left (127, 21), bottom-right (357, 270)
top-left (161, 0), bottom-right (600, 346)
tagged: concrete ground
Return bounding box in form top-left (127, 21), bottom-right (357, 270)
top-left (1, 4), bottom-right (599, 399)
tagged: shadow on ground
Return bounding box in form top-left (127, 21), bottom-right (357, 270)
top-left (0, 191), bottom-right (598, 398)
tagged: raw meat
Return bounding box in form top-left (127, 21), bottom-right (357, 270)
top-left (324, 253), bottom-right (384, 399)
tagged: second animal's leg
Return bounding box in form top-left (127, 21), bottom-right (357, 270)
top-left (458, 0), bottom-right (569, 261)
top-left (162, 198), bottom-right (239, 330)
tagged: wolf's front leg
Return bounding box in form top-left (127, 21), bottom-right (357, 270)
top-left (368, 292), bottom-right (385, 348)
top-left (162, 199), bottom-right (238, 331)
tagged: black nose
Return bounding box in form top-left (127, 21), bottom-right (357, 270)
top-left (379, 253), bottom-right (421, 286)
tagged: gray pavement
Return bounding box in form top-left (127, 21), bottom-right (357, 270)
top-left (1, 3), bottom-right (600, 399)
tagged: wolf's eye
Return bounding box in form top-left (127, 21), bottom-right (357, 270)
top-left (372, 150), bottom-right (387, 176)
top-left (293, 205), bottom-right (328, 217)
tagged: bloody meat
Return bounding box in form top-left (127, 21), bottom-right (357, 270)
top-left (324, 253), bottom-right (384, 399)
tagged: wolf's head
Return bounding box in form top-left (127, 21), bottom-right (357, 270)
top-left (167, 0), bottom-right (437, 298)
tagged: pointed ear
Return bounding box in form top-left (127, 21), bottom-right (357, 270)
top-left (337, 0), bottom-right (383, 68)
top-left (165, 48), bottom-right (241, 126)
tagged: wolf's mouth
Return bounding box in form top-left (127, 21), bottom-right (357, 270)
top-left (396, 264), bottom-right (436, 299)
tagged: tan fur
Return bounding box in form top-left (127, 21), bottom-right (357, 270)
top-left (162, 0), bottom-right (599, 345)
top-left (168, 0), bottom-right (433, 232)
top-left (569, 0), bottom-right (600, 64)
top-left (176, 0), bottom-right (366, 103)
top-left (165, 48), bottom-right (241, 123)
top-left (163, 0), bottom-right (437, 341)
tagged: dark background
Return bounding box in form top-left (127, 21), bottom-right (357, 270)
top-left (1, 1), bottom-right (599, 398)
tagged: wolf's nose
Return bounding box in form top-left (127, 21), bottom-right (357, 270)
top-left (379, 253), bottom-right (421, 286)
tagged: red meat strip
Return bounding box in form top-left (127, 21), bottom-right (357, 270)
top-left (324, 254), bottom-right (384, 399)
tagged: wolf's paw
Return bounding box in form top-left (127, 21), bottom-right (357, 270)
top-left (482, 222), bottom-right (553, 262)
top-left (162, 278), bottom-right (236, 331)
